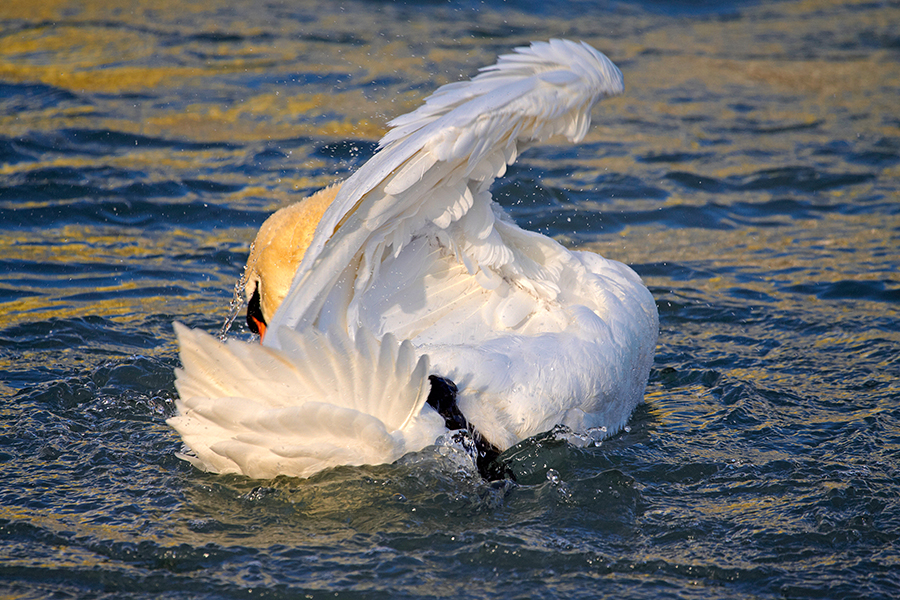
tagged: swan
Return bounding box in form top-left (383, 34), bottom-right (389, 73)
top-left (169, 39), bottom-right (658, 480)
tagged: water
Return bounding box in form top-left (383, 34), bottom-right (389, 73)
top-left (2, 0), bottom-right (899, 597)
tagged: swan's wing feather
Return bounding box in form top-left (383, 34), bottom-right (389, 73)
top-left (174, 403), bottom-right (397, 479)
top-left (168, 322), bottom-right (439, 478)
top-left (267, 39), bottom-right (623, 336)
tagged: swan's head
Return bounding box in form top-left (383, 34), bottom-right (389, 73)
top-left (243, 183), bottom-right (342, 340)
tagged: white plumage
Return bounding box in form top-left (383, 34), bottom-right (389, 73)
top-left (169, 39), bottom-right (658, 479)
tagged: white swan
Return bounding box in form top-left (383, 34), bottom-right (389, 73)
top-left (169, 39), bottom-right (658, 480)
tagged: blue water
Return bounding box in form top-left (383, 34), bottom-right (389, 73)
top-left (2, 0), bottom-right (899, 598)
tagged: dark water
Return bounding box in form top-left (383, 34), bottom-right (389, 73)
top-left (2, 0), bottom-right (899, 598)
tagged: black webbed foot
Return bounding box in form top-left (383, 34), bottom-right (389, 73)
top-left (426, 375), bottom-right (514, 482)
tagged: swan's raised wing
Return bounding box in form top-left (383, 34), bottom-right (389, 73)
top-left (266, 39), bottom-right (623, 340)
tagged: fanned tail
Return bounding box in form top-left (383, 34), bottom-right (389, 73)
top-left (168, 323), bottom-right (444, 479)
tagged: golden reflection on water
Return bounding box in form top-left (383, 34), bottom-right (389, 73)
top-left (1, 0), bottom-right (897, 362)
top-left (2, 0), bottom-right (897, 148)
top-left (0, 225), bottom-right (245, 325)
top-left (0, 3), bottom-right (897, 589)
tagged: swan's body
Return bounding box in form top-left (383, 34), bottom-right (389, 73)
top-left (169, 40), bottom-right (658, 479)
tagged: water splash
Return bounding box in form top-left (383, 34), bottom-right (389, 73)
top-left (218, 271), bottom-right (248, 341)
top-left (553, 424), bottom-right (607, 448)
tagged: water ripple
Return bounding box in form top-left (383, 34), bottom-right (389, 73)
top-left (1, 0), bottom-right (899, 598)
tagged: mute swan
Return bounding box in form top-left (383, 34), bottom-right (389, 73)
top-left (169, 39), bottom-right (658, 480)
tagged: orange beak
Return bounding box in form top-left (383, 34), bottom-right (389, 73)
top-left (246, 284), bottom-right (267, 342)
top-left (249, 315), bottom-right (266, 342)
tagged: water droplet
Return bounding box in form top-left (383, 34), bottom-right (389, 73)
top-left (218, 262), bottom-right (251, 341)
top-left (546, 468), bottom-right (560, 485)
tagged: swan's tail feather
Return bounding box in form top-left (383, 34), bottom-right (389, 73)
top-left (169, 323), bottom-right (442, 479)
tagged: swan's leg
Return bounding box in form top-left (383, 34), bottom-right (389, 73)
top-left (426, 375), bottom-right (466, 430)
top-left (426, 376), bottom-right (510, 481)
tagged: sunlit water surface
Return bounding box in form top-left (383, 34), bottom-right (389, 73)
top-left (2, 0), bottom-right (899, 598)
